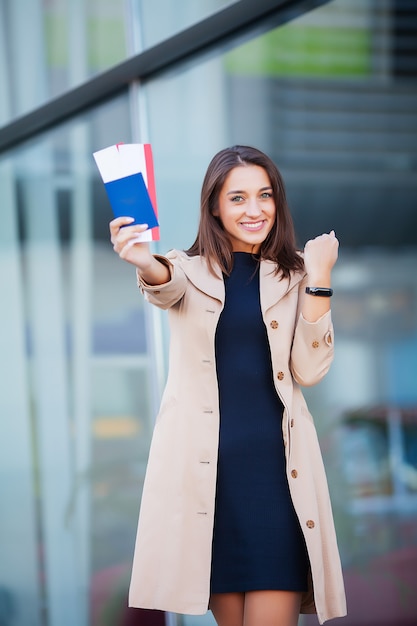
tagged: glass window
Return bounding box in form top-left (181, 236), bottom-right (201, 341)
top-left (0, 0), bottom-right (238, 125)
top-left (340, 417), bottom-right (392, 498)
top-left (131, 0), bottom-right (238, 50)
top-left (0, 92), bottom-right (166, 626)
top-left (0, 0), bottom-right (128, 123)
top-left (403, 420), bottom-right (417, 493)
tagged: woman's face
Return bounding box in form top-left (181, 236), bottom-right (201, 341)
top-left (214, 165), bottom-right (276, 253)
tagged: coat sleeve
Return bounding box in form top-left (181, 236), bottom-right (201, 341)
top-left (136, 250), bottom-right (188, 310)
top-left (290, 277), bottom-right (335, 387)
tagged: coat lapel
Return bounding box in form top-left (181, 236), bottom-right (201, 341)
top-left (179, 254), bottom-right (225, 304)
top-left (260, 259), bottom-right (304, 314)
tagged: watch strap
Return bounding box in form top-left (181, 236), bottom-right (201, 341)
top-left (305, 287), bottom-right (333, 297)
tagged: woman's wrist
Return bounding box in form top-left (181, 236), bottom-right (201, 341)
top-left (137, 255), bottom-right (171, 286)
top-left (135, 257), bottom-right (154, 275)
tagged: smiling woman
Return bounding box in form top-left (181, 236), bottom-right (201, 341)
top-left (109, 145), bottom-right (346, 626)
top-left (1, 1), bottom-right (416, 625)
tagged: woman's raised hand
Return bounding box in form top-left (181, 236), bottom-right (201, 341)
top-left (109, 216), bottom-right (153, 270)
top-left (303, 230), bottom-right (339, 284)
top-left (109, 216), bottom-right (170, 285)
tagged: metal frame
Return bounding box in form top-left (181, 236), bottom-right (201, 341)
top-left (0, 0), bottom-right (328, 154)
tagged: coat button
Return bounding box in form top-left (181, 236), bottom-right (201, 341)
top-left (291, 469), bottom-right (298, 478)
top-left (153, 290), bottom-right (161, 294)
top-left (306, 520), bottom-right (315, 529)
top-left (277, 371), bottom-right (284, 381)
top-left (270, 320), bottom-right (279, 329)
top-left (312, 340), bottom-right (319, 348)
top-left (290, 418), bottom-right (294, 428)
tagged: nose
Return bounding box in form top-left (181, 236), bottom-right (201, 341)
top-left (245, 198), bottom-right (262, 218)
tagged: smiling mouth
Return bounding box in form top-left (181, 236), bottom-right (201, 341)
top-left (240, 220), bottom-right (265, 231)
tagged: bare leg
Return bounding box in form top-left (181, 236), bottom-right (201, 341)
top-left (209, 592), bottom-right (245, 626)
top-left (243, 590), bottom-right (302, 626)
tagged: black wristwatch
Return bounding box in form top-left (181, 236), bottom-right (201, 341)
top-left (305, 287), bottom-right (333, 297)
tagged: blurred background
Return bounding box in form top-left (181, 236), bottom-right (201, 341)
top-left (0, 1), bottom-right (416, 625)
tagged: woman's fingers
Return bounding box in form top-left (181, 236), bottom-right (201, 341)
top-left (304, 230), bottom-right (339, 276)
top-left (110, 218), bottom-right (149, 250)
top-left (306, 231), bottom-right (339, 249)
top-left (110, 216), bottom-right (134, 229)
top-left (109, 216), bottom-right (134, 240)
top-left (109, 217), bottom-right (153, 269)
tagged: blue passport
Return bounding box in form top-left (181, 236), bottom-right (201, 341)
top-left (104, 172), bottom-right (159, 229)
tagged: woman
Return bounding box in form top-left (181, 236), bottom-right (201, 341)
top-left (110, 146), bottom-right (346, 626)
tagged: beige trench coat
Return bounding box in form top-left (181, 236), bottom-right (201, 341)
top-left (129, 250), bottom-right (347, 624)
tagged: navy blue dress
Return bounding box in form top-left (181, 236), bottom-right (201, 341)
top-left (210, 252), bottom-right (309, 593)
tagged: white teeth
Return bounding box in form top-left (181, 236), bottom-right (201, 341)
top-left (242, 221), bottom-right (263, 229)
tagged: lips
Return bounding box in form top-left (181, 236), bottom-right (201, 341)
top-left (240, 220), bottom-right (265, 231)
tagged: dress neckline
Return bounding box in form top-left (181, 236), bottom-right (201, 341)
top-left (232, 251), bottom-right (260, 265)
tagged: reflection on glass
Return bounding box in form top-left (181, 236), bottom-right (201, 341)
top-left (0, 92), bottom-right (162, 626)
top-left (341, 417), bottom-right (392, 498)
top-left (403, 422), bottom-right (417, 492)
top-left (132, 0), bottom-right (238, 50)
top-left (0, 0), bottom-right (128, 122)
top-left (338, 407), bottom-right (417, 499)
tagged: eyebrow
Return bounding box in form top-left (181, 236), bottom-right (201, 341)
top-left (226, 186), bottom-right (273, 195)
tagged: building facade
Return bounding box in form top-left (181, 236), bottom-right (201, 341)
top-left (0, 1), bottom-right (416, 625)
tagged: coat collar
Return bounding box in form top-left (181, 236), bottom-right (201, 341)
top-left (177, 253), bottom-right (225, 303)
top-left (178, 253), bottom-right (304, 312)
top-left (260, 259), bottom-right (304, 313)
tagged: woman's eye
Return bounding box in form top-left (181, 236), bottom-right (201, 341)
top-left (231, 195), bottom-right (244, 203)
top-left (261, 192), bottom-right (272, 199)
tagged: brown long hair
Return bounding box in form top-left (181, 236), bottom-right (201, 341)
top-left (185, 145), bottom-right (304, 279)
